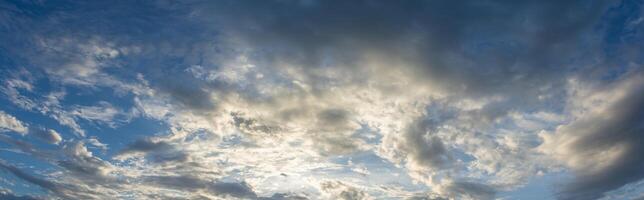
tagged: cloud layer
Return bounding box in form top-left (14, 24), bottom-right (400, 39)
top-left (0, 0), bottom-right (643, 199)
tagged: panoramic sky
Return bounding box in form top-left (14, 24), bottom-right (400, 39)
top-left (0, 0), bottom-right (643, 200)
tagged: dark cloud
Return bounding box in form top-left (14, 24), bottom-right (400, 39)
top-left (1, 0), bottom-right (615, 111)
top-left (145, 175), bottom-right (308, 199)
top-left (316, 108), bottom-right (352, 131)
top-left (311, 108), bottom-right (363, 155)
top-left (119, 139), bottom-right (174, 153)
top-left (193, 0), bottom-right (613, 99)
top-left (117, 138), bottom-right (189, 163)
top-left (209, 181), bottom-right (258, 199)
top-left (402, 113), bottom-right (453, 170)
top-left (231, 112), bottom-right (281, 135)
top-left (154, 72), bottom-right (217, 112)
top-left (554, 73), bottom-right (644, 200)
top-left (442, 181), bottom-right (496, 200)
top-left (144, 175), bottom-right (257, 199)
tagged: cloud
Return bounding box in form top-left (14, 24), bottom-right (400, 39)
top-left (541, 71), bottom-right (644, 200)
top-left (436, 180), bottom-right (496, 200)
top-left (0, 189), bottom-right (42, 200)
top-left (0, 160), bottom-right (113, 199)
top-left (401, 116), bottom-right (453, 171)
top-left (0, 0), bottom-right (642, 199)
top-left (259, 193), bottom-right (310, 200)
top-left (0, 162), bottom-right (62, 196)
top-left (321, 181), bottom-right (371, 200)
top-left (403, 195), bottom-right (448, 200)
top-left (29, 128), bottom-right (62, 145)
top-left (69, 101), bottom-right (136, 128)
top-left (192, 0), bottom-right (611, 101)
top-left (56, 141), bottom-right (115, 183)
top-left (115, 138), bottom-right (189, 163)
top-left (0, 111), bottom-right (28, 134)
top-left (0, 135), bottom-right (51, 159)
top-left (144, 175), bottom-right (258, 199)
top-left (0, 78), bottom-right (85, 136)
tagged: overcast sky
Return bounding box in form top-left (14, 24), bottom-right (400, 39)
top-left (0, 0), bottom-right (643, 199)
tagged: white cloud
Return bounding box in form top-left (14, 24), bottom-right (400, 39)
top-left (0, 110), bottom-right (28, 134)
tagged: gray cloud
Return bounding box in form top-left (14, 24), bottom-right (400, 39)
top-left (231, 112), bottom-right (281, 135)
top-left (259, 193), bottom-right (310, 200)
top-left (116, 138), bottom-right (189, 163)
top-left (144, 175), bottom-right (257, 199)
top-left (321, 181), bottom-right (370, 200)
top-left (118, 139), bottom-right (174, 154)
top-left (0, 162), bottom-right (60, 194)
top-left (544, 72), bottom-right (644, 200)
top-left (29, 128), bottom-right (62, 145)
top-left (403, 117), bottom-right (453, 170)
top-left (441, 181), bottom-right (496, 200)
top-left (192, 0), bottom-right (612, 100)
top-left (154, 73), bottom-right (217, 113)
top-left (0, 135), bottom-right (52, 159)
top-left (0, 162), bottom-right (89, 199)
top-left (0, 160), bottom-right (122, 199)
top-left (1, 0), bottom-right (611, 113)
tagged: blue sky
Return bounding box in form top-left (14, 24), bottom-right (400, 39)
top-left (0, 0), bottom-right (643, 199)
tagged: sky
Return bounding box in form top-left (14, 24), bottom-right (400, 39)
top-left (0, 0), bottom-right (643, 199)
